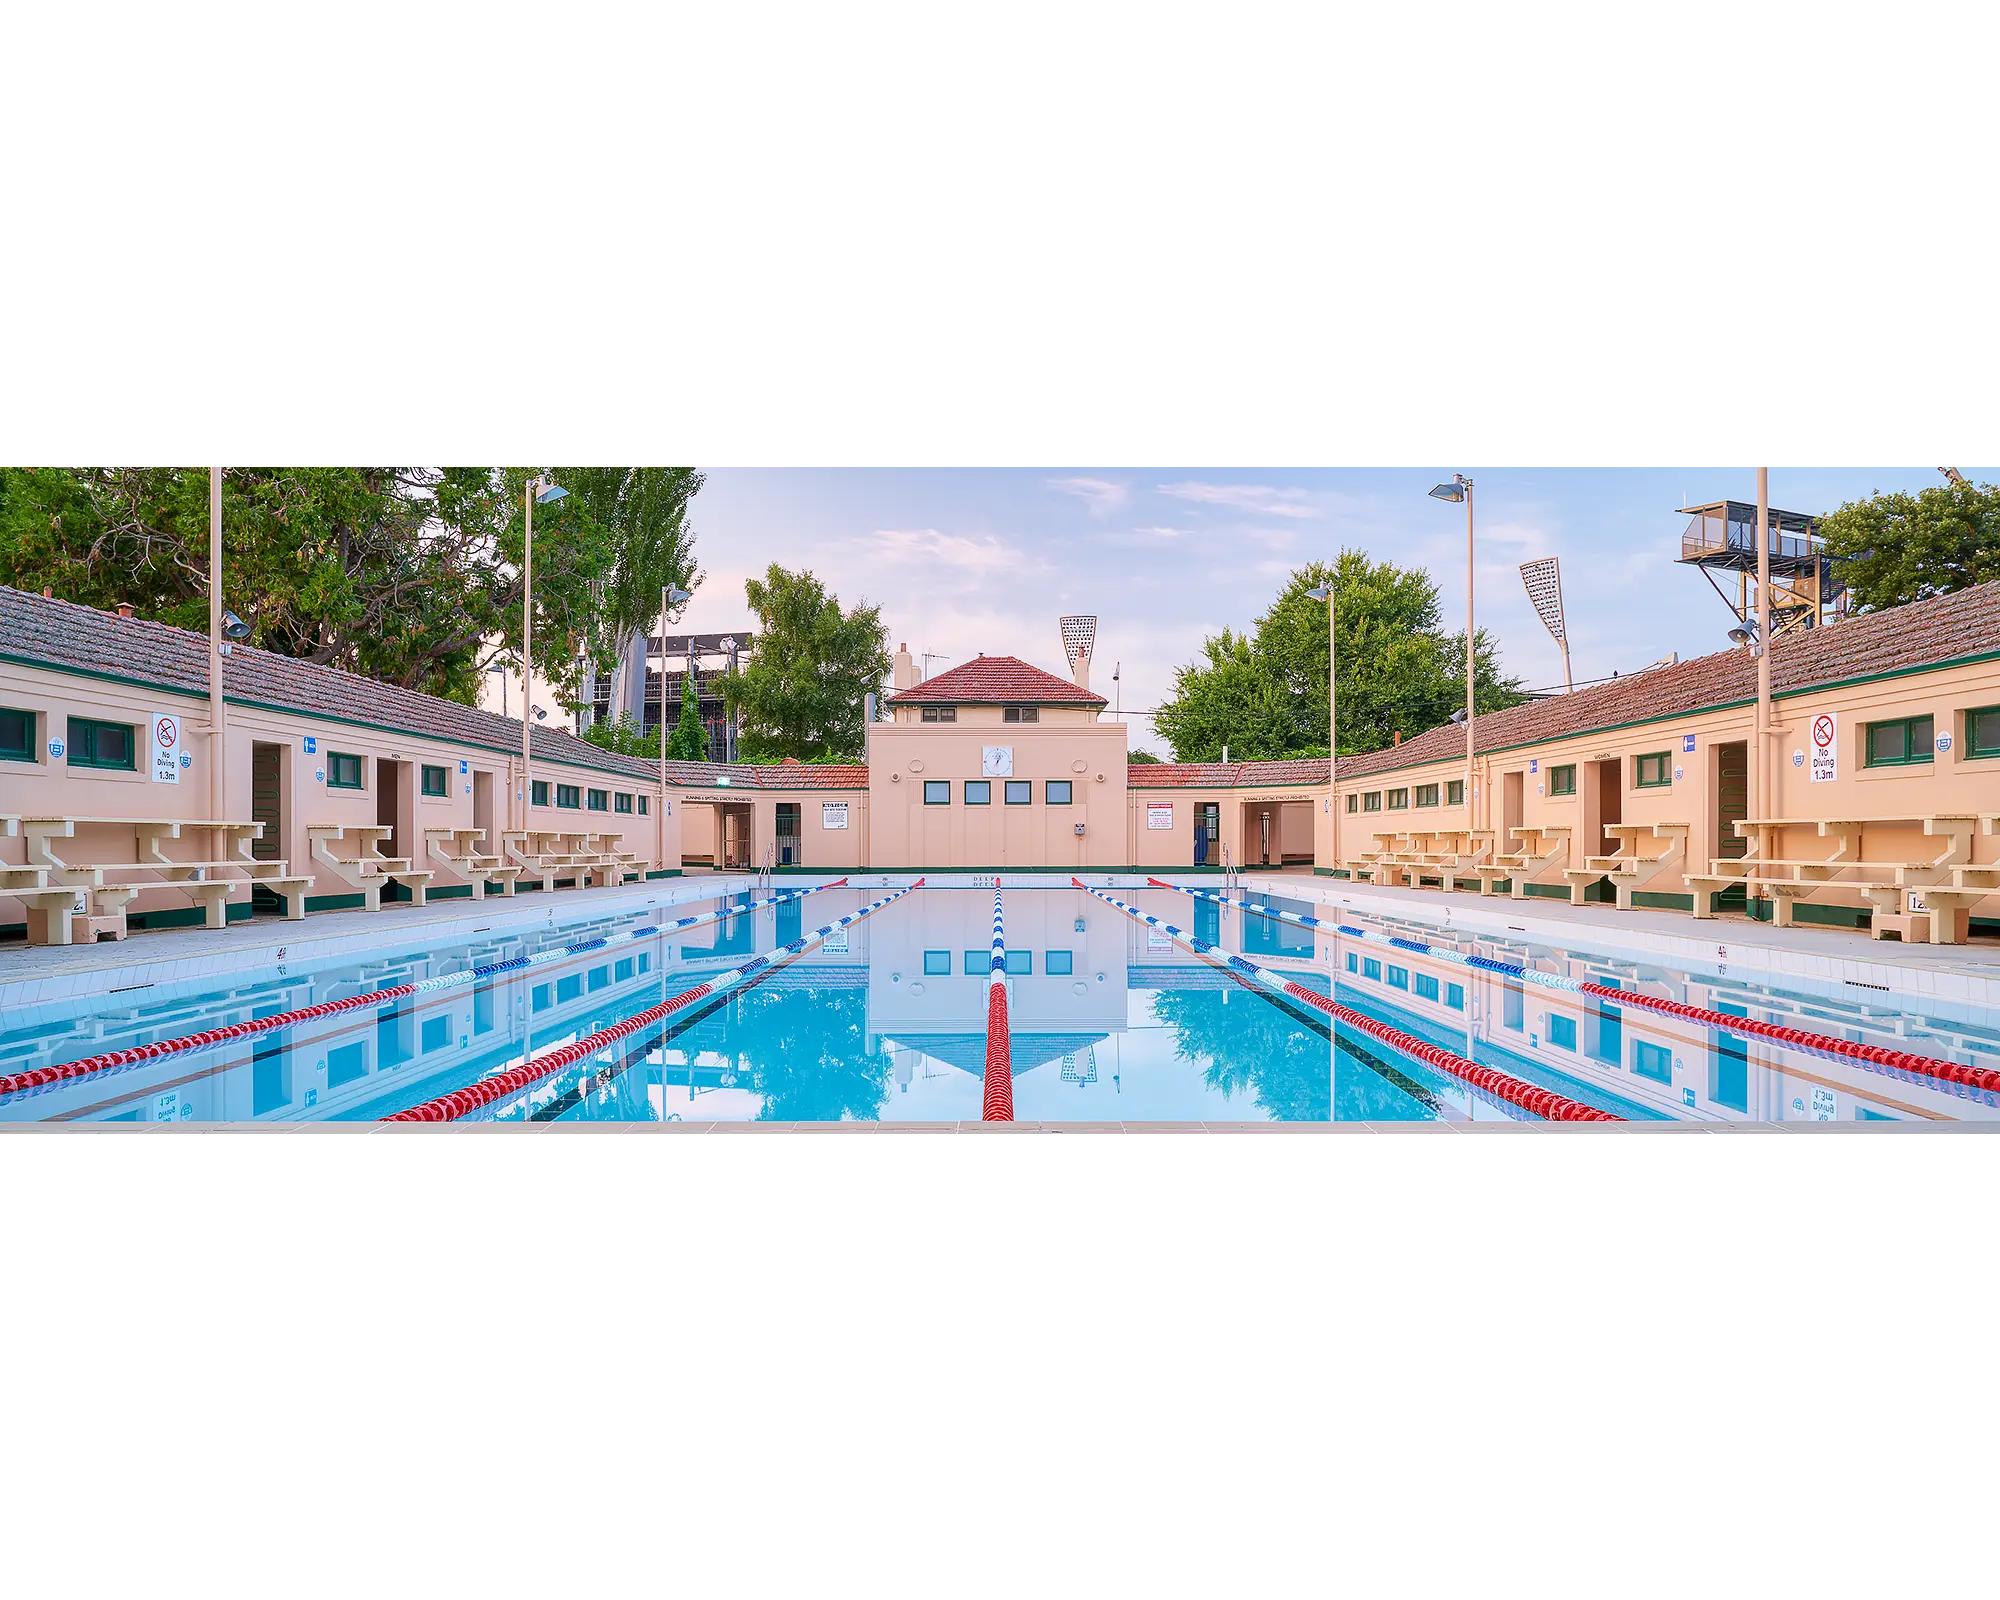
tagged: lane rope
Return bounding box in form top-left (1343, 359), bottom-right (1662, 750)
top-left (1086, 881), bottom-right (1620, 1121)
top-left (983, 888), bottom-right (1013, 1121)
top-left (386, 881), bottom-right (920, 1122)
top-left (0, 879), bottom-right (849, 1105)
top-left (1149, 879), bottom-right (2000, 1100)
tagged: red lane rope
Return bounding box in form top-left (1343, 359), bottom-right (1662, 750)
top-left (1574, 981), bottom-right (2000, 1095)
top-left (983, 983), bottom-right (1014, 1121)
top-left (386, 981), bottom-right (719, 1123)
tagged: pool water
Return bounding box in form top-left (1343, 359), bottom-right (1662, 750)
top-left (3, 884), bottom-right (1996, 1124)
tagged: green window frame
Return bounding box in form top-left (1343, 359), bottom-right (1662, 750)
top-left (1362, 791), bottom-right (1382, 813)
top-left (1005, 781), bottom-right (1031, 804)
top-left (328, 751), bottom-right (364, 789)
top-left (615, 792), bottom-right (633, 813)
top-left (556, 783), bottom-right (581, 809)
top-left (1634, 751), bottom-right (1671, 789)
top-left (1414, 972), bottom-right (1439, 1002)
top-left (0, 706), bottom-right (33, 762)
top-left (1865, 714), bottom-right (1934, 768)
top-left (964, 780), bottom-right (990, 804)
top-left (420, 764), bottom-right (448, 797)
top-left (638, 795), bottom-right (649, 815)
top-left (1046, 780), bottom-right (1072, 804)
top-left (1446, 779), bottom-right (1464, 806)
top-left (67, 716), bottom-right (136, 771)
top-left (1414, 783), bottom-right (1439, 808)
top-left (1548, 763), bottom-right (1576, 796)
top-left (1345, 793), bottom-right (1357, 813)
top-left (924, 780), bottom-right (950, 804)
top-left (587, 788), bottom-right (609, 811)
top-left (1386, 787), bottom-right (1409, 810)
top-left (1969, 705), bottom-right (2000, 760)
top-left (531, 779), bottom-right (549, 807)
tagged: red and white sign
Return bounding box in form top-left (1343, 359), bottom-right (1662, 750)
top-left (1809, 712), bottom-right (1836, 783)
top-left (151, 714), bottom-right (182, 784)
top-left (1146, 803), bottom-right (1174, 830)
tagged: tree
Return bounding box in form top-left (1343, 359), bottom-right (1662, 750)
top-left (1128, 749), bottom-right (1163, 763)
top-left (1816, 478), bottom-right (2000, 611)
top-left (724, 564), bottom-right (890, 761)
top-left (1153, 554), bottom-right (1527, 762)
top-left (581, 713), bottom-right (656, 759)
top-left (665, 671), bottom-right (708, 761)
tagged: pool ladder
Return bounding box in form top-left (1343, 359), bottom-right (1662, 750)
top-left (756, 843), bottom-right (775, 892)
top-left (1221, 843), bottom-right (1239, 896)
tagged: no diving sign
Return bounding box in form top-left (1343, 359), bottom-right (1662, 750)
top-left (1809, 712), bottom-right (1837, 783)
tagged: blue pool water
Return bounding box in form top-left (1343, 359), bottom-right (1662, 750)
top-left (3, 883), bottom-right (1997, 1124)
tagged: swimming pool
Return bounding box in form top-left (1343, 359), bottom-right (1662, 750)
top-left (3, 879), bottom-right (1997, 1124)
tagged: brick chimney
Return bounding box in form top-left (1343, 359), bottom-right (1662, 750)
top-left (1072, 641), bottom-right (1091, 694)
top-left (117, 602), bottom-right (134, 618)
top-left (892, 642), bottom-right (917, 692)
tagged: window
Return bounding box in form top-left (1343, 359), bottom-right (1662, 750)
top-left (1046, 780), bottom-right (1072, 804)
top-left (1346, 952), bottom-right (1358, 973)
top-left (1548, 1013), bottom-right (1577, 1051)
top-left (1865, 714), bottom-right (1934, 768)
top-left (1362, 958), bottom-right (1381, 981)
top-left (1004, 950), bottom-right (1032, 976)
top-left (1549, 763), bottom-right (1576, 796)
top-left (0, 707), bottom-right (33, 762)
top-left (1345, 793), bottom-right (1357, 813)
top-left (1386, 787), bottom-right (1409, 810)
top-left (921, 705), bottom-right (957, 722)
top-left (1387, 965), bottom-right (1409, 990)
top-left (68, 716), bottom-right (136, 771)
top-left (615, 792), bottom-right (633, 814)
top-left (964, 780), bottom-right (991, 804)
top-left (587, 788), bottom-right (608, 811)
top-left (615, 957), bottom-right (634, 982)
top-left (923, 780), bottom-right (950, 804)
top-left (421, 764), bottom-right (448, 797)
top-left (1414, 783), bottom-right (1440, 807)
top-left (329, 751), bottom-right (364, 789)
top-left (421, 1015), bottom-right (450, 1053)
top-left (964, 951), bottom-right (986, 975)
top-left (923, 950), bottom-right (952, 976)
top-left (1005, 780), bottom-right (1031, 804)
top-left (1046, 950), bottom-right (1073, 975)
top-left (1635, 751), bottom-right (1672, 788)
top-left (1002, 706), bottom-right (1040, 723)
top-left (1633, 1040), bottom-right (1673, 1084)
top-left (531, 779), bottom-right (549, 807)
top-left (1445, 982), bottom-right (1465, 1011)
top-left (1969, 705), bottom-right (2000, 760)
top-left (638, 795), bottom-right (649, 815)
top-left (1414, 972), bottom-right (1439, 1002)
top-left (1446, 779), bottom-right (1464, 806)
top-left (1362, 791), bottom-right (1383, 813)
top-left (556, 784), bottom-right (581, 809)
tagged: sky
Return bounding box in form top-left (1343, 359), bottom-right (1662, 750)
top-left (670, 468), bottom-right (1989, 756)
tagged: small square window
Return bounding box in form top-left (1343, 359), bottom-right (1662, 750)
top-left (1549, 763), bottom-right (1576, 797)
top-left (965, 780), bottom-right (991, 804)
top-left (1386, 788), bottom-right (1409, 810)
top-left (1046, 780), bottom-right (1072, 804)
top-left (1046, 950), bottom-right (1073, 975)
top-left (1005, 781), bottom-right (1031, 804)
top-left (1346, 952), bottom-right (1358, 973)
top-left (1387, 964), bottom-right (1409, 990)
top-left (1865, 715), bottom-right (1934, 768)
top-left (1004, 950), bottom-right (1031, 975)
top-left (1968, 705), bottom-right (2000, 760)
top-left (615, 792), bottom-right (633, 813)
top-left (1414, 784), bottom-right (1439, 807)
top-left (1548, 1013), bottom-right (1578, 1051)
top-left (587, 788), bottom-right (609, 811)
top-left (329, 751), bottom-right (364, 789)
top-left (1362, 957), bottom-right (1381, 980)
top-left (421, 764), bottom-right (448, 797)
top-left (1, 706), bottom-right (35, 762)
top-left (1362, 791), bottom-right (1383, 812)
top-left (531, 779), bottom-right (549, 807)
top-left (1445, 982), bottom-right (1465, 1011)
top-left (1634, 752), bottom-right (1671, 788)
top-left (67, 716), bottom-right (137, 771)
top-left (1446, 780), bottom-right (1464, 806)
top-left (1002, 706), bottom-right (1040, 723)
top-left (964, 951), bottom-right (986, 975)
top-left (923, 950), bottom-right (952, 976)
top-left (920, 705), bottom-right (957, 722)
top-left (638, 795), bottom-right (649, 815)
top-left (1633, 1040), bottom-right (1673, 1084)
top-left (1345, 793), bottom-right (1357, 813)
top-left (924, 780), bottom-right (951, 804)
top-left (557, 784), bottom-right (581, 809)
top-left (1414, 972), bottom-right (1439, 1001)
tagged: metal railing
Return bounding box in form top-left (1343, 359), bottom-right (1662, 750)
top-left (756, 843), bottom-right (775, 892)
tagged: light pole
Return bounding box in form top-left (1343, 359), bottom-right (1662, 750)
top-left (659, 583), bottom-right (692, 863)
top-left (521, 476), bottom-right (568, 830)
top-left (1429, 475), bottom-right (1475, 828)
top-left (209, 467), bottom-right (226, 825)
top-left (1305, 579), bottom-right (1336, 868)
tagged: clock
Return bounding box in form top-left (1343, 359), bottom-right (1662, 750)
top-left (981, 745), bottom-right (1013, 777)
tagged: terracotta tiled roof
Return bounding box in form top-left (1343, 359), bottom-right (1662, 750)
top-left (1129, 759), bottom-right (1332, 788)
top-left (1334, 579), bottom-right (2000, 781)
top-left (886, 654), bottom-right (1106, 707)
top-left (0, 586), bottom-right (872, 792)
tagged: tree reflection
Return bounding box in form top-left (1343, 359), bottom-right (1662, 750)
top-left (1149, 985), bottom-right (1331, 1121)
top-left (728, 984), bottom-right (888, 1122)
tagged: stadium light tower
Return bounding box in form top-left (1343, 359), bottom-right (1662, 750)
top-left (1518, 557), bottom-right (1572, 692)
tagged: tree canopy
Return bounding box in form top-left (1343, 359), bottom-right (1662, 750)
top-left (724, 564), bottom-right (890, 761)
top-left (0, 466), bottom-right (702, 711)
top-left (1817, 477), bottom-right (2000, 611)
top-left (1153, 553), bottom-right (1526, 762)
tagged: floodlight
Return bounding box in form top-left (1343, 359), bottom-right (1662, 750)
top-left (1059, 615), bottom-right (1098, 670)
top-left (1428, 481), bottom-right (1466, 503)
top-left (534, 481), bottom-right (568, 505)
top-left (1304, 584), bottom-right (1330, 601)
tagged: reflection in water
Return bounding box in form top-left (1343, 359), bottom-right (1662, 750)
top-left (1147, 985), bottom-right (1335, 1122)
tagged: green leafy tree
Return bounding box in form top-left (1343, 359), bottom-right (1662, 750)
top-left (1817, 478), bottom-right (2000, 611)
top-left (581, 713), bottom-right (657, 759)
top-left (1128, 749), bottom-right (1163, 763)
top-left (666, 671), bottom-right (709, 761)
top-left (1154, 554), bottom-right (1526, 762)
top-left (724, 564), bottom-right (891, 761)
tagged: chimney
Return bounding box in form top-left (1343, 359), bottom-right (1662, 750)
top-left (1072, 642), bottom-right (1091, 694)
top-left (43, 587), bottom-right (53, 598)
top-left (1393, 730), bottom-right (1402, 745)
top-left (892, 642), bottom-right (917, 692)
top-left (117, 603), bottom-right (134, 618)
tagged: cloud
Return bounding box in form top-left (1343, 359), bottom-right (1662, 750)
top-left (1156, 481), bottom-right (1322, 518)
top-left (860, 527), bottom-right (1024, 576)
top-left (1047, 477), bottom-right (1129, 515)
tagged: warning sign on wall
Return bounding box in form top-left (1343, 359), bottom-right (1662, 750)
top-left (1809, 712), bottom-right (1837, 783)
top-left (821, 802), bottom-right (849, 831)
top-left (1146, 803), bottom-right (1174, 830)
top-left (151, 714), bottom-right (181, 784)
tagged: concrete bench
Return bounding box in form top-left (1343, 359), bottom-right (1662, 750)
top-left (308, 825), bottom-right (433, 911)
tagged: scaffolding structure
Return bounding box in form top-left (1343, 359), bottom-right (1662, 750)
top-left (586, 630), bottom-right (752, 763)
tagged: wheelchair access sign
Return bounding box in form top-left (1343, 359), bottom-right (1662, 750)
top-left (1809, 713), bottom-right (1837, 783)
